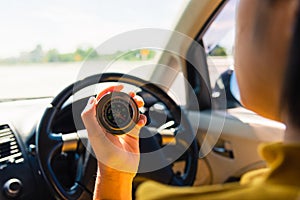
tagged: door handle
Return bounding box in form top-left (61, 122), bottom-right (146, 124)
top-left (212, 139), bottom-right (234, 159)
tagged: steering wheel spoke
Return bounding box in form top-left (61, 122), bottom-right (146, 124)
top-left (61, 132), bottom-right (80, 152)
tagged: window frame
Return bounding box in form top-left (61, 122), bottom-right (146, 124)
top-left (185, 0), bottom-right (229, 110)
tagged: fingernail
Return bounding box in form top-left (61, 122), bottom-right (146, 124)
top-left (137, 118), bottom-right (146, 127)
top-left (88, 97), bottom-right (95, 104)
top-left (116, 85), bottom-right (124, 90)
top-left (129, 92), bottom-right (135, 98)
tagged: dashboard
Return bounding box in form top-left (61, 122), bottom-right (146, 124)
top-left (0, 98), bottom-right (54, 199)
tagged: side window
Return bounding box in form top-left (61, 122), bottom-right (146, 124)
top-left (202, 0), bottom-right (240, 107)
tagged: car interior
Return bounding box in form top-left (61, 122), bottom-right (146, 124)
top-left (0, 0), bottom-right (285, 199)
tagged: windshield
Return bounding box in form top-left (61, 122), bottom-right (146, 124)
top-left (0, 0), bottom-right (189, 100)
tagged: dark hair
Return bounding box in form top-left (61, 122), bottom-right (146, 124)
top-left (281, 5), bottom-right (300, 127)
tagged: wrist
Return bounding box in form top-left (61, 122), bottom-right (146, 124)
top-left (99, 168), bottom-right (135, 183)
top-left (98, 161), bottom-right (137, 178)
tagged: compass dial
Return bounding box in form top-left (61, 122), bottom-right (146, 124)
top-left (104, 98), bottom-right (133, 128)
top-left (96, 92), bottom-right (139, 135)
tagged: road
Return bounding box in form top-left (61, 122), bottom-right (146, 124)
top-left (0, 60), bottom-right (157, 99)
top-left (0, 57), bottom-right (232, 100)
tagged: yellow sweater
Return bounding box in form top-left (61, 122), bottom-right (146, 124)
top-left (136, 143), bottom-right (300, 199)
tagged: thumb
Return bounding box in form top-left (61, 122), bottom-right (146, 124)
top-left (81, 97), bottom-right (97, 123)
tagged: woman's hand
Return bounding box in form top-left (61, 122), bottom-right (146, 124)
top-left (81, 85), bottom-right (147, 200)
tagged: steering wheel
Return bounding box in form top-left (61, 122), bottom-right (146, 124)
top-left (36, 73), bottom-right (198, 200)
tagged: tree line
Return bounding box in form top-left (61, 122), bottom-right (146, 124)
top-left (0, 45), bottom-right (156, 64)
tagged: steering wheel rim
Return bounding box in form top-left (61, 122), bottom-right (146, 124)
top-left (36, 73), bottom-right (198, 199)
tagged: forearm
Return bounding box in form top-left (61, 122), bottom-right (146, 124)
top-left (93, 166), bottom-right (135, 200)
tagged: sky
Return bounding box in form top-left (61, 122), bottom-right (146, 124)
top-left (0, 0), bottom-right (189, 58)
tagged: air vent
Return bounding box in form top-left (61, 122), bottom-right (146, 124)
top-left (0, 124), bottom-right (24, 165)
